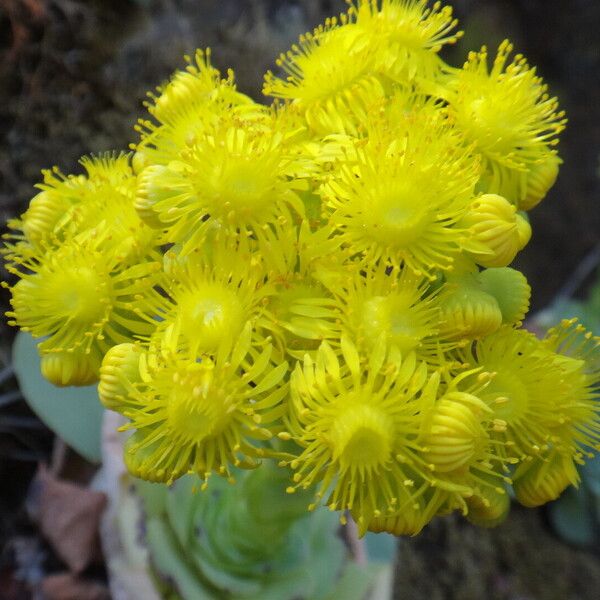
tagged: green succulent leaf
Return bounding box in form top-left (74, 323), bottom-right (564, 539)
top-left (548, 486), bottom-right (596, 547)
top-left (12, 331), bottom-right (103, 462)
top-left (146, 516), bottom-right (216, 599)
top-left (581, 454), bottom-right (600, 498)
top-left (364, 531), bottom-right (397, 564)
top-left (135, 463), bottom-right (355, 599)
top-left (325, 563), bottom-right (387, 600)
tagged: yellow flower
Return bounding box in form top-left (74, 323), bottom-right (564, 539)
top-left (4, 154), bottom-right (158, 266)
top-left (266, 275), bottom-right (340, 358)
top-left (6, 232), bottom-right (162, 384)
top-left (285, 334), bottom-right (442, 530)
top-left (108, 323), bottom-right (288, 484)
top-left (257, 223), bottom-right (343, 357)
top-left (146, 49), bottom-right (250, 125)
top-left (462, 326), bottom-right (600, 463)
top-left (322, 261), bottom-right (446, 360)
top-left (135, 49), bottom-right (259, 165)
top-left (351, 0), bottom-right (462, 83)
top-left (264, 15), bottom-right (385, 135)
top-left (541, 319), bottom-right (600, 457)
top-left (447, 40), bottom-right (566, 203)
top-left (320, 108), bottom-right (479, 275)
top-left (135, 116), bottom-right (307, 255)
top-left (152, 246), bottom-right (273, 358)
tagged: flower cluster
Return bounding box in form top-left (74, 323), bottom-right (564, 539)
top-left (4, 1), bottom-right (599, 536)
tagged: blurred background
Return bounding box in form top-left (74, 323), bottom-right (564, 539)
top-left (0, 1), bottom-right (599, 599)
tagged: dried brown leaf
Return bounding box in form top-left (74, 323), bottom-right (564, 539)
top-left (41, 573), bottom-right (110, 600)
top-left (36, 466), bottom-right (107, 573)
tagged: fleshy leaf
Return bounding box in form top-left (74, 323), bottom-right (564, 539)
top-left (13, 331), bottom-right (103, 462)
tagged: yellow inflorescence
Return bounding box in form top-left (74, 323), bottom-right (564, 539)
top-left (3, 0), bottom-right (599, 537)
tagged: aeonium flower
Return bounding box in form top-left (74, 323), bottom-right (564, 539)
top-left (101, 323), bottom-right (289, 485)
top-left (320, 107), bottom-right (480, 276)
top-left (350, 0), bottom-right (462, 83)
top-left (446, 40), bottom-right (566, 206)
top-left (540, 319), bottom-right (600, 458)
top-left (461, 326), bottom-right (600, 463)
top-left (321, 261), bottom-right (450, 362)
top-left (134, 113), bottom-right (309, 255)
top-left (263, 14), bottom-right (386, 135)
top-left (262, 223), bottom-right (344, 358)
top-left (284, 334), bottom-right (447, 532)
top-left (4, 154), bottom-right (158, 267)
top-left (134, 48), bottom-right (260, 167)
top-left (5, 230), bottom-right (163, 386)
top-left (150, 244), bottom-right (274, 359)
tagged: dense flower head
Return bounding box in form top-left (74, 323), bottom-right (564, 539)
top-left (5, 0), bottom-right (596, 539)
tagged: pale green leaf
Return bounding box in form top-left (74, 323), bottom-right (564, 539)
top-left (12, 332), bottom-right (103, 462)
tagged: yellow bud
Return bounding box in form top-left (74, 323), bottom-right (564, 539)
top-left (21, 190), bottom-right (69, 245)
top-left (513, 452), bottom-right (579, 508)
top-left (421, 393), bottom-right (489, 473)
top-left (464, 194), bottom-right (521, 268)
top-left (466, 483), bottom-right (510, 527)
top-left (365, 507), bottom-right (426, 537)
top-left (98, 343), bottom-right (143, 411)
top-left (515, 212), bottom-right (532, 249)
top-left (124, 429), bottom-right (175, 484)
top-left (151, 70), bottom-right (206, 123)
top-left (131, 150), bottom-right (149, 175)
top-left (477, 267), bottom-right (531, 325)
top-left (439, 276), bottom-right (502, 340)
top-left (41, 347), bottom-right (103, 387)
top-left (520, 153), bottom-right (560, 211)
top-left (135, 165), bottom-right (178, 228)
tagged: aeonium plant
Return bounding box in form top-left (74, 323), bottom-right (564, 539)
top-left (3, 0), bottom-right (599, 538)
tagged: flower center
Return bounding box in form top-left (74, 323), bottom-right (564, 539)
top-left (366, 187), bottom-right (429, 247)
top-left (210, 159), bottom-right (277, 220)
top-left (466, 96), bottom-right (520, 156)
top-left (330, 404), bottom-right (393, 471)
top-left (167, 364), bottom-right (230, 442)
top-left (362, 295), bottom-right (423, 353)
top-left (483, 369), bottom-right (529, 423)
top-left (56, 266), bottom-right (110, 324)
top-left (177, 284), bottom-right (244, 353)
